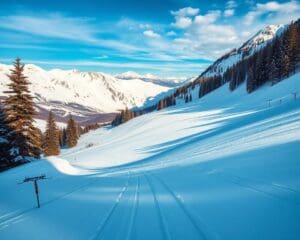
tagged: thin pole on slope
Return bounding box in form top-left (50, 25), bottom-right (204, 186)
top-left (34, 180), bottom-right (40, 208)
top-left (292, 92), bottom-right (297, 100)
top-left (267, 99), bottom-right (271, 108)
top-left (18, 175), bottom-right (49, 208)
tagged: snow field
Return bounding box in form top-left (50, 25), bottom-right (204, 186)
top-left (0, 73), bottom-right (299, 239)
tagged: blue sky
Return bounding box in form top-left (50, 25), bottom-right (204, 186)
top-left (0, 0), bottom-right (299, 77)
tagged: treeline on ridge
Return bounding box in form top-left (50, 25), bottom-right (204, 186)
top-left (112, 19), bottom-right (300, 126)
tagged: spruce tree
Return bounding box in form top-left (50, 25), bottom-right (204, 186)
top-left (44, 111), bottom-right (60, 156)
top-left (286, 23), bottom-right (299, 74)
top-left (4, 58), bottom-right (42, 160)
top-left (296, 20), bottom-right (300, 66)
top-left (156, 100), bottom-right (162, 110)
top-left (247, 63), bottom-right (256, 93)
top-left (124, 108), bottom-right (131, 122)
top-left (66, 115), bottom-right (78, 148)
top-left (185, 94), bottom-right (189, 103)
top-left (0, 103), bottom-right (15, 167)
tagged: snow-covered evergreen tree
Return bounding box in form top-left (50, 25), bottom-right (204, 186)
top-left (0, 103), bottom-right (14, 167)
top-left (4, 58), bottom-right (42, 160)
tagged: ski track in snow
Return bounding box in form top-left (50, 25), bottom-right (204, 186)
top-left (89, 172), bottom-right (131, 240)
top-left (144, 174), bottom-right (172, 240)
top-left (149, 174), bottom-right (209, 240)
top-left (216, 171), bottom-right (300, 206)
top-left (125, 176), bottom-right (140, 240)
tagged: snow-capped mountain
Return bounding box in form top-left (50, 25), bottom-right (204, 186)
top-left (115, 71), bottom-right (191, 87)
top-left (133, 23), bottom-right (293, 115)
top-left (0, 64), bottom-right (179, 127)
top-left (201, 24), bottom-right (286, 78)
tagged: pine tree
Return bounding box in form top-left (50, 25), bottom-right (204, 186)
top-left (185, 94), bottom-right (189, 103)
top-left (44, 111), bottom-right (60, 156)
top-left (4, 58), bottom-right (41, 160)
top-left (66, 115), bottom-right (78, 148)
top-left (157, 99), bottom-right (164, 110)
top-left (247, 62), bottom-right (256, 93)
top-left (123, 108), bottom-right (131, 122)
top-left (269, 38), bottom-right (281, 84)
top-left (229, 68), bottom-right (236, 91)
top-left (0, 103), bottom-right (15, 167)
top-left (296, 20), bottom-right (300, 67)
top-left (286, 23), bottom-right (299, 74)
top-left (282, 29), bottom-right (292, 78)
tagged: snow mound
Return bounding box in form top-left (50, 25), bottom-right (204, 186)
top-left (46, 157), bottom-right (94, 176)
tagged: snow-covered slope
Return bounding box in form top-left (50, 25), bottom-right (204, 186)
top-left (0, 72), bottom-right (299, 239)
top-left (0, 64), bottom-right (174, 128)
top-left (201, 24), bottom-right (286, 78)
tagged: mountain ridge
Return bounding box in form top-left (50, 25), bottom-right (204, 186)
top-left (0, 64), bottom-right (186, 128)
top-left (200, 24), bottom-right (286, 78)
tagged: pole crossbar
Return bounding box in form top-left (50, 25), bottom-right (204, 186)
top-left (19, 174), bottom-right (49, 208)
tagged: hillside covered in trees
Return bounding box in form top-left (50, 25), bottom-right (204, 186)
top-left (112, 19), bottom-right (300, 126)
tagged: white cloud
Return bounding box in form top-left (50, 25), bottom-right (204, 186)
top-left (257, 1), bottom-right (298, 11)
top-left (171, 17), bottom-right (192, 29)
top-left (0, 13), bottom-right (141, 52)
top-left (224, 9), bottom-right (235, 17)
top-left (117, 18), bottom-right (153, 31)
top-left (143, 30), bottom-right (160, 38)
top-left (194, 11), bottom-right (221, 25)
top-left (0, 14), bottom-right (97, 41)
top-left (226, 0), bottom-right (238, 9)
top-left (166, 31), bottom-right (177, 36)
top-left (170, 7), bottom-right (200, 29)
top-left (139, 23), bottom-right (151, 29)
top-left (174, 38), bottom-right (192, 44)
top-left (3, 3), bottom-right (298, 76)
top-left (168, 7), bottom-right (240, 60)
top-left (171, 7), bottom-right (200, 17)
top-left (202, 25), bottom-right (237, 43)
top-left (93, 55), bottom-right (108, 60)
top-left (244, 1), bottom-right (300, 25)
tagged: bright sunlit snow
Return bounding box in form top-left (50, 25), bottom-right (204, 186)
top-left (0, 73), bottom-right (299, 239)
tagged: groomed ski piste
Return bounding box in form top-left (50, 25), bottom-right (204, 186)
top-left (0, 73), bottom-right (300, 240)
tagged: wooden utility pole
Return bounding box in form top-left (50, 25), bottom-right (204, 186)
top-left (19, 175), bottom-right (48, 208)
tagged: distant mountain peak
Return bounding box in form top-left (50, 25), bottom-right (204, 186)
top-left (201, 24), bottom-right (287, 78)
top-left (116, 71), bottom-right (190, 88)
top-left (239, 24), bottom-right (285, 52)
